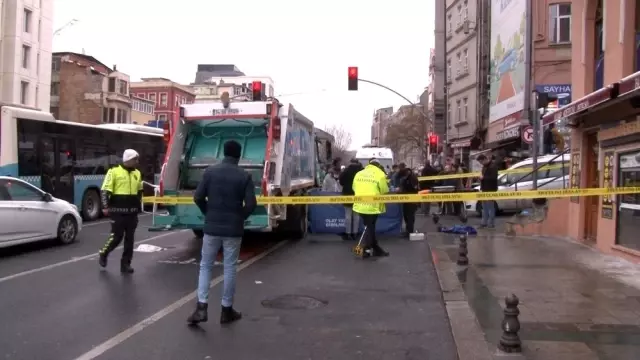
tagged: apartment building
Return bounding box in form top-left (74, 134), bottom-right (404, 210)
top-left (432, 4), bottom-right (447, 144)
top-left (534, 0), bottom-right (640, 260)
top-left (370, 106), bottom-right (393, 145)
top-left (50, 52), bottom-right (131, 124)
top-left (486, 0), bottom-right (572, 157)
top-left (190, 76), bottom-right (275, 103)
top-left (131, 95), bottom-right (155, 125)
top-left (443, 0), bottom-right (490, 164)
top-left (130, 78), bottom-right (195, 125)
top-left (193, 64), bottom-right (245, 84)
top-left (0, 0), bottom-right (53, 110)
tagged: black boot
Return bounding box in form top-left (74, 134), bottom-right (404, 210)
top-left (187, 302), bottom-right (208, 324)
top-left (120, 263), bottom-right (134, 274)
top-left (220, 305), bottom-right (242, 324)
top-left (98, 253), bottom-right (108, 268)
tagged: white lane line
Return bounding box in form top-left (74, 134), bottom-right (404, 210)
top-left (83, 214), bottom-right (151, 228)
top-left (72, 240), bottom-right (289, 360)
top-left (0, 230), bottom-right (189, 284)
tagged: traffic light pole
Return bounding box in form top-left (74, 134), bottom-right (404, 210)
top-left (357, 78), bottom-right (429, 119)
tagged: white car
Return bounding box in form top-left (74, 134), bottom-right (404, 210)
top-left (0, 176), bottom-right (83, 248)
top-left (465, 155), bottom-right (570, 216)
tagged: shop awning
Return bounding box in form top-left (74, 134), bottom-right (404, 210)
top-left (541, 71), bottom-right (640, 126)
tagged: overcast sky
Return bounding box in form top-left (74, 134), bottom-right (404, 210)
top-left (52, 0), bottom-right (434, 149)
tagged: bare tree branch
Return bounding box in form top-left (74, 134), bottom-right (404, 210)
top-left (382, 110), bottom-right (430, 161)
top-left (324, 124), bottom-right (353, 161)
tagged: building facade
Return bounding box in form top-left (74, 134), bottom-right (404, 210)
top-left (50, 52), bottom-right (131, 124)
top-left (433, 4), bottom-right (447, 144)
top-left (130, 78), bottom-right (195, 125)
top-left (131, 95), bottom-right (155, 125)
top-left (370, 106), bottom-right (393, 145)
top-left (485, 0), bottom-right (572, 158)
top-left (193, 64), bottom-right (245, 84)
top-left (190, 76), bottom-right (275, 103)
top-left (0, 0), bottom-right (53, 110)
top-left (537, 0), bottom-right (640, 260)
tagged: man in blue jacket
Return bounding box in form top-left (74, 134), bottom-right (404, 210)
top-left (187, 140), bottom-right (257, 326)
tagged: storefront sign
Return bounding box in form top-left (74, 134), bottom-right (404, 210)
top-left (617, 71), bottom-right (640, 97)
top-left (601, 151), bottom-right (615, 219)
top-left (599, 117), bottom-right (640, 142)
top-left (541, 85), bottom-right (615, 126)
top-left (450, 139), bottom-right (471, 148)
top-left (535, 84), bottom-right (572, 106)
top-left (570, 152), bottom-right (581, 203)
top-left (496, 126), bottom-right (520, 141)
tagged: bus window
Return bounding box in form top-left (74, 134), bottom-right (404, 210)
top-left (74, 142), bottom-right (109, 176)
top-left (17, 120), bottom-right (40, 177)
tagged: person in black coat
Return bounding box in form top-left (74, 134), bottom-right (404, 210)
top-left (397, 163), bottom-right (419, 237)
top-left (338, 159), bottom-right (363, 240)
top-left (476, 154), bottom-right (499, 228)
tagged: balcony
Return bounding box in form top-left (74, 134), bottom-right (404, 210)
top-left (106, 91), bottom-right (131, 104)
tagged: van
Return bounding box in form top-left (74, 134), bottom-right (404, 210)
top-left (465, 154), bottom-right (570, 216)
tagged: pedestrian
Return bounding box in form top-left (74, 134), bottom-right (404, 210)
top-left (389, 164), bottom-right (399, 188)
top-left (322, 166), bottom-right (342, 192)
top-left (476, 154), bottom-right (499, 228)
top-left (396, 163), bottom-right (419, 238)
top-left (187, 140), bottom-right (257, 325)
top-left (352, 158), bottom-right (390, 257)
top-left (98, 149), bottom-right (143, 274)
top-left (338, 159), bottom-right (363, 240)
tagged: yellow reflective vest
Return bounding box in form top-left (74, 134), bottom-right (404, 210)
top-left (352, 164), bottom-right (389, 215)
top-left (101, 165), bottom-right (143, 213)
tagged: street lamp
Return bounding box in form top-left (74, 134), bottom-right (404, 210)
top-left (53, 19), bottom-right (78, 36)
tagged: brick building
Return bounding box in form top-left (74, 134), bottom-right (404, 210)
top-left (130, 78), bottom-right (195, 126)
top-left (50, 52), bottom-right (131, 124)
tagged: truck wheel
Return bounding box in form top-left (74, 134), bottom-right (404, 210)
top-left (288, 205), bottom-right (307, 240)
top-left (82, 189), bottom-right (101, 221)
top-left (192, 229), bottom-right (204, 239)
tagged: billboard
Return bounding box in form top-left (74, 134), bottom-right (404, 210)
top-left (489, 0), bottom-right (527, 123)
top-left (534, 84), bottom-right (572, 106)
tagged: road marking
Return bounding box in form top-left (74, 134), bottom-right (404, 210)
top-left (0, 230), bottom-right (188, 284)
top-left (72, 240), bottom-right (289, 360)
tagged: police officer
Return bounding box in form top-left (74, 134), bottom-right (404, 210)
top-left (98, 149), bottom-right (143, 274)
top-left (352, 158), bottom-right (390, 257)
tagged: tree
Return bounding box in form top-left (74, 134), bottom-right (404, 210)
top-left (382, 109), bottom-right (430, 162)
top-left (324, 124), bottom-right (352, 162)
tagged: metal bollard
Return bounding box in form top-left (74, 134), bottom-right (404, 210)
top-left (498, 294), bottom-right (522, 353)
top-left (456, 233), bottom-right (469, 266)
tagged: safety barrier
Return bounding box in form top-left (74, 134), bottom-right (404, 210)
top-left (416, 164), bottom-right (564, 181)
top-left (142, 186), bottom-right (640, 205)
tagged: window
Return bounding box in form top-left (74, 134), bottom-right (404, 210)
top-left (149, 93), bottom-right (156, 103)
top-left (157, 114), bottom-right (168, 122)
top-left (52, 57), bottom-right (61, 72)
top-left (0, 179), bottom-right (43, 201)
top-left (447, 59), bottom-right (452, 81)
top-left (447, 14), bottom-right (452, 35)
top-left (24, 8), bottom-right (32, 33)
top-left (108, 78), bottom-right (116, 92)
top-left (545, 162), bottom-right (570, 179)
top-left (456, 100), bottom-right (461, 122)
top-left (456, 53), bottom-right (461, 74)
top-left (17, 120), bottom-right (39, 176)
top-left (137, 93), bottom-right (146, 99)
top-left (463, 49), bottom-right (468, 70)
top-left (457, 5), bottom-right (462, 26)
top-left (462, 0), bottom-right (468, 20)
top-left (50, 81), bottom-right (59, 96)
top-left (118, 79), bottom-right (128, 95)
top-left (74, 142), bottom-right (109, 176)
top-left (549, 4), bottom-right (571, 44)
top-left (117, 109), bottom-right (124, 123)
top-left (22, 45), bottom-right (30, 68)
top-left (36, 52), bottom-right (40, 74)
top-left (462, 98), bottom-right (468, 122)
top-left (447, 102), bottom-right (452, 123)
top-left (160, 93), bottom-right (168, 105)
top-left (108, 108), bottom-right (116, 123)
top-left (20, 81), bottom-right (29, 104)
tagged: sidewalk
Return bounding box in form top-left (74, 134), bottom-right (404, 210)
top-left (424, 216), bottom-right (640, 360)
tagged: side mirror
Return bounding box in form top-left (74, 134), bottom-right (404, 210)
top-left (42, 193), bottom-right (53, 202)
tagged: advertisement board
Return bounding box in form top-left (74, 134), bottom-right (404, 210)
top-left (534, 84), bottom-right (572, 106)
top-left (489, 0), bottom-right (528, 123)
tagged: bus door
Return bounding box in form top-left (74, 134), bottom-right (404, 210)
top-left (39, 136), bottom-right (75, 203)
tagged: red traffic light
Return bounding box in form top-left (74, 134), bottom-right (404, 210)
top-left (252, 81), bottom-right (262, 91)
top-left (348, 67), bottom-right (358, 91)
top-left (252, 81), bottom-right (262, 101)
top-left (429, 135), bottom-right (439, 144)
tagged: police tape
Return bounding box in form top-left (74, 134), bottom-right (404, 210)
top-left (417, 164), bottom-right (565, 181)
top-left (142, 186), bottom-right (640, 205)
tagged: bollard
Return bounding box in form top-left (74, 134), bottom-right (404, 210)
top-left (498, 294), bottom-right (522, 353)
top-left (456, 233), bottom-right (469, 266)
top-left (432, 213), bottom-right (440, 225)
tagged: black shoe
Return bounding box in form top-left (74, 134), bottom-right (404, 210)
top-left (372, 245), bottom-right (390, 257)
top-left (187, 302), bottom-right (208, 324)
top-left (349, 234), bottom-right (358, 241)
top-left (98, 253), bottom-right (108, 268)
top-left (340, 233), bottom-right (350, 241)
top-left (120, 264), bottom-right (134, 274)
top-left (220, 306), bottom-right (242, 324)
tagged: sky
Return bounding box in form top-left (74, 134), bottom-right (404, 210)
top-left (52, 0), bottom-right (435, 149)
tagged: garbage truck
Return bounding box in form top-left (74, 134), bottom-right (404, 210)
top-left (150, 85), bottom-right (334, 239)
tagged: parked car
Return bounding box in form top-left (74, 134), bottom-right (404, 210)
top-left (465, 155), bottom-right (570, 217)
top-left (0, 176), bottom-right (82, 248)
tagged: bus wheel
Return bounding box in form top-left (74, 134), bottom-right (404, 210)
top-left (82, 190), bottom-right (101, 221)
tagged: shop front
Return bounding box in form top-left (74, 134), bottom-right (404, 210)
top-left (449, 138), bottom-right (471, 166)
top-left (485, 111), bottom-right (529, 162)
top-left (540, 71), bottom-right (640, 259)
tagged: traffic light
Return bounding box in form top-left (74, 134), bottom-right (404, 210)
top-left (428, 134), bottom-right (439, 153)
top-left (348, 67), bottom-right (358, 91)
top-left (252, 81), bottom-right (262, 101)
top-left (537, 93), bottom-right (558, 109)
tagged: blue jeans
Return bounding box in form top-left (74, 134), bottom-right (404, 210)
top-left (481, 200), bottom-right (495, 227)
top-left (197, 234), bottom-right (242, 307)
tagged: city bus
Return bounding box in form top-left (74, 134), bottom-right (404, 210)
top-left (0, 105), bottom-right (165, 221)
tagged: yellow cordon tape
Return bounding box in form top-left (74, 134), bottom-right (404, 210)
top-left (143, 186), bottom-right (640, 205)
top-left (417, 164), bottom-right (565, 181)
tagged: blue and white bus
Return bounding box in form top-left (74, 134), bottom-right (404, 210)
top-left (0, 105), bottom-right (165, 221)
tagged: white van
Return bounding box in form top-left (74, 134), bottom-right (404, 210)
top-left (465, 154), bottom-right (570, 216)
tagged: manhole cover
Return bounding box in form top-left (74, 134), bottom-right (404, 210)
top-left (261, 295), bottom-right (327, 310)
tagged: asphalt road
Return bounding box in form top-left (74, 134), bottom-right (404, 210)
top-left (0, 215), bottom-right (458, 360)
